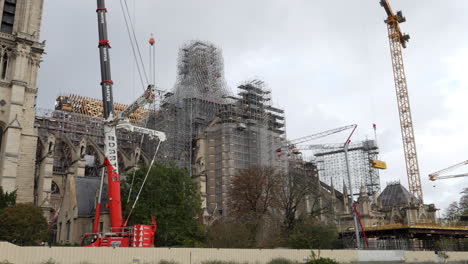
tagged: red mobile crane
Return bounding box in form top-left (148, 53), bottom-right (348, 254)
top-left (80, 0), bottom-right (166, 247)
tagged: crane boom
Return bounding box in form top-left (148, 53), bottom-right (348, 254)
top-left (380, 0), bottom-right (423, 202)
top-left (95, 0), bottom-right (123, 232)
top-left (112, 85), bottom-right (157, 125)
top-left (295, 142), bottom-right (361, 151)
top-left (429, 160), bottom-right (468, 181)
top-left (289, 125), bottom-right (357, 145)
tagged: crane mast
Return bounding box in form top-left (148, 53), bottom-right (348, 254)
top-left (96, 0), bottom-right (123, 231)
top-left (380, 0), bottom-right (423, 202)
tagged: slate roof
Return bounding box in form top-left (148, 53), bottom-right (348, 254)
top-left (75, 177), bottom-right (108, 217)
top-left (378, 183), bottom-right (419, 208)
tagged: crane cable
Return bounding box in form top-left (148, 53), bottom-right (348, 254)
top-left (121, 0), bottom-right (148, 86)
top-left (126, 88), bottom-right (164, 219)
top-left (118, 0), bottom-right (165, 221)
top-left (126, 133), bottom-right (145, 204)
top-left (126, 41), bottom-right (158, 204)
top-left (124, 139), bottom-right (162, 226)
top-left (119, 0), bottom-right (149, 90)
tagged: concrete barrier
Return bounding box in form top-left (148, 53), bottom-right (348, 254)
top-left (1, 242), bottom-right (467, 264)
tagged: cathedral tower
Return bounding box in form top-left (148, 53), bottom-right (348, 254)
top-left (0, 0), bottom-right (45, 203)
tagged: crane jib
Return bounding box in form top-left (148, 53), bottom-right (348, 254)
top-left (97, 1), bottom-right (114, 120)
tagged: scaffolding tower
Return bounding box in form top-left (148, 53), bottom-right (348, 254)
top-left (147, 41), bottom-right (231, 171)
top-left (204, 80), bottom-right (288, 215)
top-left (314, 140), bottom-right (380, 195)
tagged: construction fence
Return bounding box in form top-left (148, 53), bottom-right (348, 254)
top-left (341, 238), bottom-right (468, 252)
top-left (1, 242), bottom-right (468, 264)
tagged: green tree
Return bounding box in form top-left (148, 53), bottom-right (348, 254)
top-left (0, 187), bottom-right (16, 211)
top-left (122, 164), bottom-right (205, 247)
top-left (206, 219), bottom-right (255, 248)
top-left (285, 217), bottom-right (339, 249)
top-left (0, 203), bottom-right (48, 246)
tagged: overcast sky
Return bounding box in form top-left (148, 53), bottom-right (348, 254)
top-left (37, 0), bottom-right (467, 214)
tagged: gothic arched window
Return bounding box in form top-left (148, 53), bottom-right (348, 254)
top-left (1, 52), bottom-right (8, 80)
top-left (0, 125), bottom-right (4, 152)
top-left (51, 181), bottom-right (60, 195)
top-left (1, 0), bottom-right (17, 34)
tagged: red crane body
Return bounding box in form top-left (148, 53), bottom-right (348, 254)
top-left (104, 158), bottom-right (124, 231)
top-left (82, 159), bottom-right (157, 247)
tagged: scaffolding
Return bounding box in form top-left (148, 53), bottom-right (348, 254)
top-left (145, 41), bottom-right (231, 171)
top-left (314, 140), bottom-right (380, 195)
top-left (34, 108), bottom-right (155, 176)
top-left (37, 40), bottom-right (288, 217)
top-left (170, 41), bottom-right (230, 103)
top-left (141, 41), bottom-right (288, 215)
top-left (203, 80), bottom-right (288, 215)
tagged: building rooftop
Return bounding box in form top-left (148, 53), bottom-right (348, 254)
top-left (378, 182), bottom-right (418, 208)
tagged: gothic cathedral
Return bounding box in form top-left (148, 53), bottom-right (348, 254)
top-left (0, 0), bottom-right (45, 203)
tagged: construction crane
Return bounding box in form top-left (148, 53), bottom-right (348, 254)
top-left (294, 142), bottom-right (387, 170)
top-left (289, 125), bottom-right (357, 145)
top-left (80, 0), bottom-right (166, 248)
top-left (380, 0), bottom-right (423, 202)
top-left (276, 124), bottom-right (357, 156)
top-left (429, 160), bottom-right (468, 181)
top-left (286, 126), bottom-right (371, 248)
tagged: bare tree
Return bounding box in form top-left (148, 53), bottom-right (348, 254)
top-left (228, 166), bottom-right (281, 219)
top-left (278, 161), bottom-right (333, 232)
top-left (445, 201), bottom-right (461, 220)
top-left (226, 166), bottom-right (283, 247)
top-left (459, 188), bottom-right (468, 213)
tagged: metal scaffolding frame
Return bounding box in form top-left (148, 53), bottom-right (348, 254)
top-left (146, 41), bottom-right (231, 171)
top-left (35, 108), bottom-right (155, 176)
top-left (203, 80), bottom-right (288, 215)
top-left (314, 140), bottom-right (380, 195)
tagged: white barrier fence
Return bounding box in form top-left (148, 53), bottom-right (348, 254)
top-left (1, 242), bottom-right (468, 264)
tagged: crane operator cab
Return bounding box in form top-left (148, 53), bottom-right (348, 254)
top-left (80, 233), bottom-right (100, 247)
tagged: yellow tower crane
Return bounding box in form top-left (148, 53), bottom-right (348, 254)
top-left (379, 0), bottom-right (424, 202)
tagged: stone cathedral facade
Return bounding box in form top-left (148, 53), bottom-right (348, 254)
top-left (0, 0), bottom-right (45, 204)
